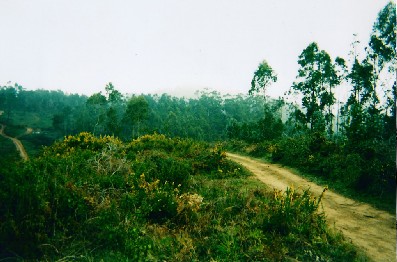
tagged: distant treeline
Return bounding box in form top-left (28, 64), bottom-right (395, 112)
top-left (0, 83), bottom-right (271, 141)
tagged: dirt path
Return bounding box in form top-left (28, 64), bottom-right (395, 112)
top-left (227, 152), bottom-right (395, 262)
top-left (0, 124), bottom-right (29, 161)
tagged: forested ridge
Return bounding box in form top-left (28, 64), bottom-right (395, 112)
top-left (0, 2), bottom-right (395, 261)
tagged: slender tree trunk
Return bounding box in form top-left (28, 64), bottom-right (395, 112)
top-left (328, 85), bottom-right (333, 136)
top-left (393, 81), bottom-right (396, 129)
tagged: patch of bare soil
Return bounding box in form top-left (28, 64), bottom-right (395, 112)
top-left (0, 124), bottom-right (29, 161)
top-left (26, 127), bottom-right (33, 135)
top-left (227, 152), bottom-right (395, 262)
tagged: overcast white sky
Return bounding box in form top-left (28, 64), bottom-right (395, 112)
top-left (0, 0), bottom-right (390, 98)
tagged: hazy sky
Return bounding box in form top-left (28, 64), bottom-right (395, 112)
top-left (0, 0), bottom-right (390, 98)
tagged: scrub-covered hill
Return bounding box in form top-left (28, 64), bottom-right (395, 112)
top-left (0, 133), bottom-right (365, 261)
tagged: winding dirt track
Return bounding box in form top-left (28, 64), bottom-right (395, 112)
top-left (227, 152), bottom-right (395, 262)
top-left (0, 124), bottom-right (29, 161)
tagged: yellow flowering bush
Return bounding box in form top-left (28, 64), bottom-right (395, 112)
top-left (176, 193), bottom-right (204, 224)
top-left (43, 132), bottom-right (123, 157)
top-left (177, 193), bottom-right (203, 213)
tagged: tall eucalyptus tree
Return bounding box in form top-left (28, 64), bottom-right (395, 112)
top-left (291, 42), bottom-right (341, 134)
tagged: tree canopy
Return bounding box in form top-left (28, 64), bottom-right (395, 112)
top-left (249, 60), bottom-right (278, 100)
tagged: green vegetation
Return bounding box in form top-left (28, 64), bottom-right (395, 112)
top-left (0, 135), bottom-right (19, 165)
top-left (225, 134), bottom-right (395, 213)
top-left (227, 2), bottom-right (396, 212)
top-left (0, 133), bottom-right (365, 260)
top-left (249, 59), bottom-right (278, 99)
top-left (0, 2), bottom-right (394, 260)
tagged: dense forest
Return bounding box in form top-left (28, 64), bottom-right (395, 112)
top-left (0, 2), bottom-right (395, 260)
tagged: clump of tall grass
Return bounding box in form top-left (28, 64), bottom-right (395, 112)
top-left (264, 186), bottom-right (327, 237)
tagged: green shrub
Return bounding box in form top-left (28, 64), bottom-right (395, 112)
top-left (264, 187), bottom-right (327, 237)
top-left (271, 135), bottom-right (311, 166)
top-left (133, 150), bottom-right (192, 187)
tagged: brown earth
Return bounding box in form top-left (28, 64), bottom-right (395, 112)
top-left (227, 152), bottom-right (396, 262)
top-left (0, 124), bottom-right (29, 161)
